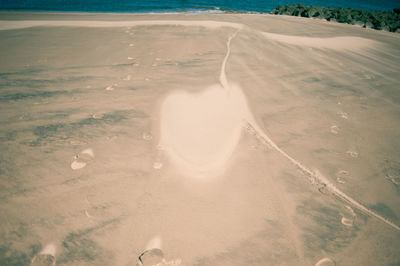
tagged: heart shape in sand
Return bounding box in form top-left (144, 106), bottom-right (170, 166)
top-left (160, 84), bottom-right (247, 177)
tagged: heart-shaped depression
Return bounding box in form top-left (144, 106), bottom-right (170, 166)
top-left (160, 83), bottom-right (248, 177)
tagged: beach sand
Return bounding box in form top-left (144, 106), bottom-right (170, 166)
top-left (1, 12), bottom-right (400, 265)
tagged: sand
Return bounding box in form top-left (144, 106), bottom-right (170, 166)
top-left (0, 12), bottom-right (400, 265)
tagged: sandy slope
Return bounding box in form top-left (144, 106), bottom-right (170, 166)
top-left (0, 12), bottom-right (400, 265)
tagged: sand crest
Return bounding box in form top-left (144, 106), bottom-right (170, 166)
top-left (262, 32), bottom-right (377, 50)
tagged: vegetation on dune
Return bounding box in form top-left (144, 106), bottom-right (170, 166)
top-left (270, 4), bottom-right (400, 33)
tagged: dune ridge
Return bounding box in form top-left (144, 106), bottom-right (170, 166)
top-left (262, 32), bottom-right (378, 50)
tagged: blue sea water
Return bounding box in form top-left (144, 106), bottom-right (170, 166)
top-left (0, 0), bottom-right (398, 13)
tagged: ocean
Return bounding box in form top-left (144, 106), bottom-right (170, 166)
top-left (0, 0), bottom-right (398, 13)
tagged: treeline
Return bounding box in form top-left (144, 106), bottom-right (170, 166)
top-left (270, 4), bottom-right (400, 33)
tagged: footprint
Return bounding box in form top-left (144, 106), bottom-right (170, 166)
top-left (85, 209), bottom-right (94, 219)
top-left (363, 73), bottom-right (374, 80)
top-left (385, 173), bottom-right (400, 186)
top-left (142, 132), bottom-right (153, 141)
top-left (105, 85), bottom-right (114, 91)
top-left (31, 243), bottom-right (56, 266)
top-left (338, 111), bottom-right (348, 119)
top-left (107, 135), bottom-right (118, 141)
top-left (330, 125), bottom-right (339, 134)
top-left (346, 150), bottom-right (358, 158)
top-left (383, 160), bottom-right (400, 186)
top-left (106, 83), bottom-right (118, 91)
top-left (137, 236), bottom-right (164, 266)
top-left (69, 140), bottom-right (87, 146)
top-left (71, 148), bottom-right (94, 170)
top-left (153, 162), bottom-right (163, 170)
top-left (340, 205), bottom-right (356, 227)
top-left (91, 113), bottom-right (103, 119)
top-left (341, 216), bottom-right (353, 227)
top-left (315, 257), bottom-right (335, 266)
top-left (346, 205), bottom-right (356, 217)
top-left (123, 75), bottom-right (132, 81)
top-left (336, 170), bottom-right (348, 184)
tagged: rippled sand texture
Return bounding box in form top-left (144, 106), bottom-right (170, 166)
top-left (1, 12), bottom-right (400, 265)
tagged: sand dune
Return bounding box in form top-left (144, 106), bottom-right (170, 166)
top-left (262, 32), bottom-right (378, 50)
top-left (1, 12), bottom-right (400, 266)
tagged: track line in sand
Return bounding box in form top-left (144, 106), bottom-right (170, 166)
top-left (220, 30), bottom-right (239, 89)
top-left (245, 121), bottom-right (400, 231)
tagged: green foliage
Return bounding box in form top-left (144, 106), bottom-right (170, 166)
top-left (270, 4), bottom-right (400, 33)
